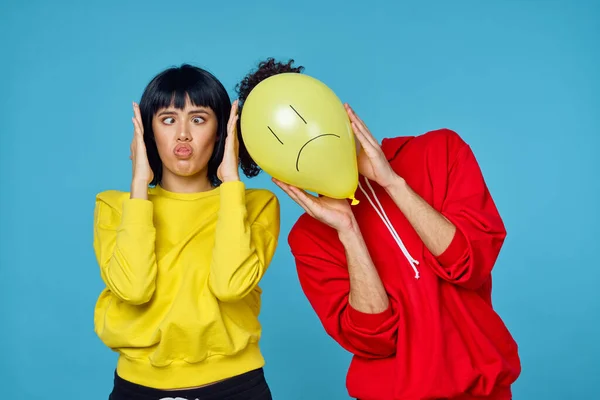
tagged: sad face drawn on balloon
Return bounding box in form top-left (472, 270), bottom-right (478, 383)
top-left (240, 73), bottom-right (358, 199)
top-left (266, 104), bottom-right (341, 172)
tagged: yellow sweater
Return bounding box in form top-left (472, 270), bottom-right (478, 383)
top-left (93, 181), bottom-right (280, 389)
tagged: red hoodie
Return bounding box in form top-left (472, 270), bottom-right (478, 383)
top-left (288, 129), bottom-right (521, 400)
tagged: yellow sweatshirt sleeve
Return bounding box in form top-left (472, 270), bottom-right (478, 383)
top-left (93, 192), bottom-right (158, 305)
top-left (209, 181), bottom-right (280, 302)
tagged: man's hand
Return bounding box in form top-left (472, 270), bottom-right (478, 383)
top-left (345, 103), bottom-right (399, 189)
top-left (272, 178), bottom-right (356, 233)
top-left (274, 178), bottom-right (390, 314)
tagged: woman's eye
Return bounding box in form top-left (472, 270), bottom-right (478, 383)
top-left (192, 116), bottom-right (205, 124)
top-left (162, 117), bottom-right (175, 125)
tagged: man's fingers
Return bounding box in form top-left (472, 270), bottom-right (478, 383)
top-left (352, 122), bottom-right (380, 157)
top-left (346, 104), bottom-right (368, 131)
top-left (273, 179), bottom-right (317, 217)
top-left (277, 182), bottom-right (305, 209)
top-left (352, 122), bottom-right (370, 148)
top-left (288, 186), bottom-right (321, 216)
top-left (346, 104), bottom-right (379, 148)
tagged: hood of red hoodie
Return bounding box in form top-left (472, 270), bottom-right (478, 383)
top-left (381, 135), bottom-right (414, 162)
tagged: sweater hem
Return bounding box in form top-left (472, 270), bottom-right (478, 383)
top-left (116, 344), bottom-right (265, 389)
top-left (349, 384), bottom-right (512, 400)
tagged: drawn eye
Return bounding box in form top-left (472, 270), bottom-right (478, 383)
top-left (267, 126), bottom-right (284, 145)
top-left (289, 105), bottom-right (307, 124)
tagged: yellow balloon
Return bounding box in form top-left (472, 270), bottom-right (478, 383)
top-left (240, 73), bottom-right (358, 201)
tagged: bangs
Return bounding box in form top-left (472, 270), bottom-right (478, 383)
top-left (139, 64), bottom-right (233, 187)
top-left (145, 66), bottom-right (225, 116)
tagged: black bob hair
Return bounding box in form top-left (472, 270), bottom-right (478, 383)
top-left (139, 64), bottom-right (260, 187)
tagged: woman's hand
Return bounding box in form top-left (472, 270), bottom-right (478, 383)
top-left (130, 102), bottom-right (153, 199)
top-left (217, 100), bottom-right (241, 183)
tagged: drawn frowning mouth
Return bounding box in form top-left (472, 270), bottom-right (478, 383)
top-left (295, 134), bottom-right (341, 172)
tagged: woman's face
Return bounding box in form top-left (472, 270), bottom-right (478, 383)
top-left (152, 97), bottom-right (218, 181)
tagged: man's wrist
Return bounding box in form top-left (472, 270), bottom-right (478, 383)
top-left (337, 219), bottom-right (362, 246)
top-left (383, 173), bottom-right (406, 190)
top-left (384, 173), bottom-right (409, 200)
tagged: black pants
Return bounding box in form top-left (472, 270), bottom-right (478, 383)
top-left (109, 368), bottom-right (272, 400)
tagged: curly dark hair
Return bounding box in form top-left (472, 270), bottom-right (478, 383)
top-left (234, 58), bottom-right (305, 177)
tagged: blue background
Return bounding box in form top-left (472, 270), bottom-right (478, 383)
top-left (1, 1), bottom-right (598, 398)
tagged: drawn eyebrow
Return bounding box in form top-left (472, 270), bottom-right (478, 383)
top-left (267, 126), bottom-right (284, 145)
top-left (289, 105), bottom-right (307, 124)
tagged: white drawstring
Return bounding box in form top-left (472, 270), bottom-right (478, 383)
top-left (358, 178), bottom-right (420, 279)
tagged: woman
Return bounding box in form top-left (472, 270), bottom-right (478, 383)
top-left (93, 64), bottom-right (279, 400)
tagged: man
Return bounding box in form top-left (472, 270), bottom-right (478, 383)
top-left (274, 103), bottom-right (521, 399)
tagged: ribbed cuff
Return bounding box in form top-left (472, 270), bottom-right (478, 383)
top-left (436, 226), bottom-right (468, 267)
top-left (347, 303), bottom-right (394, 330)
top-left (219, 181), bottom-right (246, 209)
top-left (121, 199), bottom-right (154, 225)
